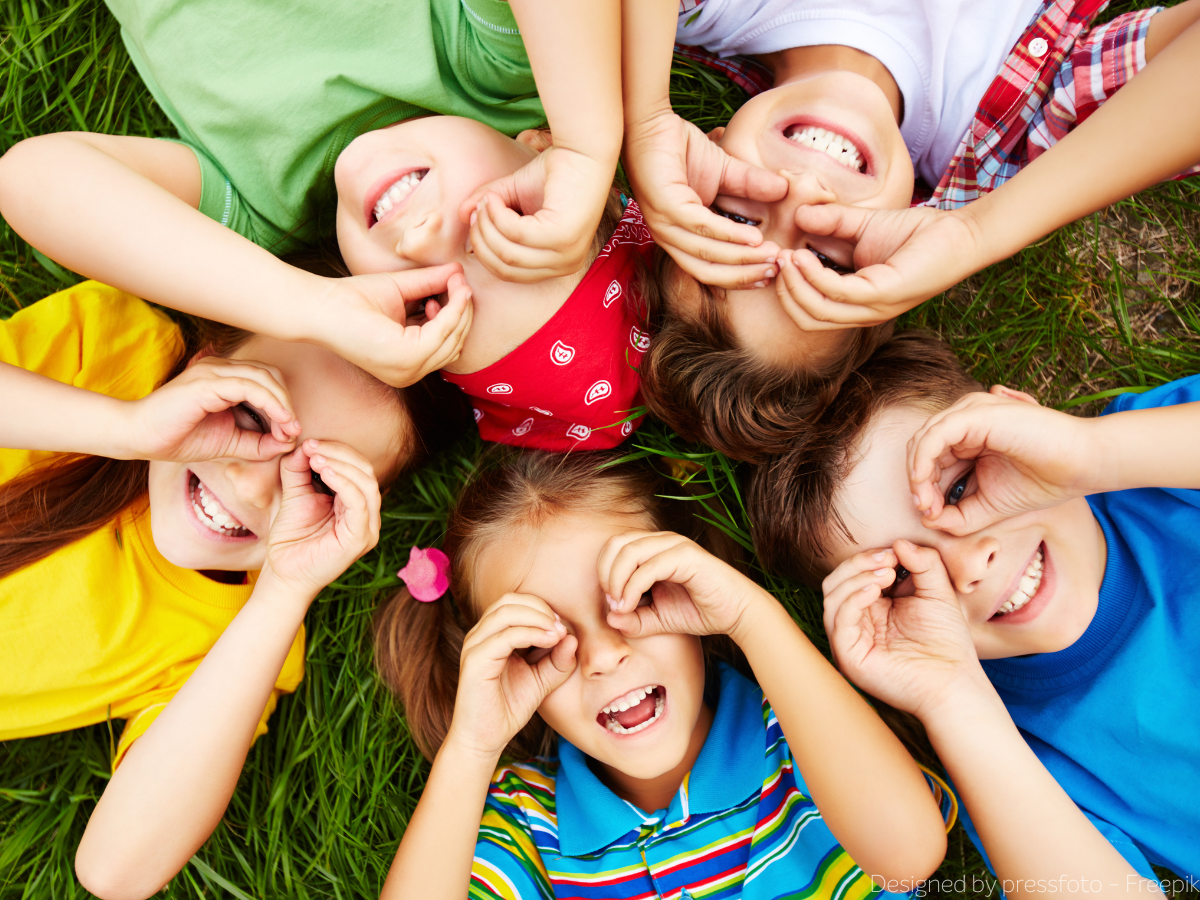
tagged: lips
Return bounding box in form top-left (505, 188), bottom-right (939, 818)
top-left (188, 472), bottom-right (253, 538)
top-left (778, 116), bottom-right (874, 176)
top-left (989, 542), bottom-right (1054, 624)
top-left (597, 685), bottom-right (665, 735)
top-left (364, 166), bottom-right (429, 228)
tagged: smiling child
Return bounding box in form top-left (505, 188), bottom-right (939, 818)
top-left (749, 331), bottom-right (1200, 887)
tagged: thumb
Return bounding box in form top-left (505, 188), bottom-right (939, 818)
top-left (280, 441), bottom-right (317, 495)
top-left (607, 606), bottom-right (666, 639)
top-left (794, 202), bottom-right (873, 241)
top-left (533, 634), bottom-right (578, 695)
top-left (459, 170), bottom-right (530, 224)
top-left (719, 155), bottom-right (789, 203)
top-left (894, 540), bottom-right (957, 602)
top-left (372, 264), bottom-right (463, 320)
top-left (222, 429), bottom-right (295, 463)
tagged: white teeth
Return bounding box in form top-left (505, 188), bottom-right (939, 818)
top-left (601, 685), bottom-right (657, 716)
top-left (786, 126), bottom-right (864, 171)
top-left (191, 478), bottom-right (249, 536)
top-left (604, 694), bottom-right (665, 735)
top-left (996, 549), bottom-right (1044, 616)
top-left (372, 170), bottom-right (427, 223)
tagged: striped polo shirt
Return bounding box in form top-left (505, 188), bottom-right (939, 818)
top-left (470, 664), bottom-right (954, 899)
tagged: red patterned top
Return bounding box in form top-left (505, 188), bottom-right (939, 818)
top-left (441, 201), bottom-right (656, 452)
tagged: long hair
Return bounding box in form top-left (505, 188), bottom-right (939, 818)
top-left (374, 448), bottom-right (747, 761)
top-left (0, 257), bottom-right (471, 579)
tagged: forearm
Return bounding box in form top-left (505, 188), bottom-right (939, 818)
top-left (380, 739), bottom-right (499, 900)
top-left (75, 575), bottom-right (310, 900)
top-left (920, 684), bottom-right (1152, 897)
top-left (960, 18), bottom-right (1200, 267)
top-left (620, 0), bottom-right (677, 123)
top-left (509, 0), bottom-right (623, 163)
top-left (0, 363), bottom-right (136, 457)
top-left (1089, 402), bottom-right (1200, 493)
top-left (732, 598), bottom-right (946, 884)
top-left (0, 133), bottom-right (323, 342)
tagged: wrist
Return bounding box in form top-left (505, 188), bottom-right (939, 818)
top-left (911, 666), bottom-right (1003, 735)
top-left (727, 585), bottom-right (786, 649)
top-left (274, 267), bottom-right (334, 346)
top-left (442, 723), bottom-right (506, 771)
top-left (253, 563), bottom-right (321, 611)
top-left (106, 397), bottom-right (152, 459)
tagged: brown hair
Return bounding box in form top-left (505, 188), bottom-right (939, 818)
top-left (374, 448), bottom-right (746, 761)
top-left (747, 330), bottom-right (981, 586)
top-left (0, 254), bottom-right (471, 580)
top-left (639, 256), bottom-right (894, 463)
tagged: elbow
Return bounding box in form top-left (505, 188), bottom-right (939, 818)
top-left (860, 827), bottom-right (948, 895)
top-left (75, 840), bottom-right (169, 900)
top-left (0, 135), bottom-right (54, 218)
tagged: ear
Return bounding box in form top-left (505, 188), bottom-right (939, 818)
top-left (989, 384), bottom-right (1041, 406)
top-left (706, 126), bottom-right (726, 143)
top-left (515, 128), bottom-right (554, 153)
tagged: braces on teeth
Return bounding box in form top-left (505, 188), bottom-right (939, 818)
top-left (372, 170), bottom-right (427, 223)
top-left (996, 548), bottom-right (1044, 616)
top-left (786, 125), bottom-right (864, 172)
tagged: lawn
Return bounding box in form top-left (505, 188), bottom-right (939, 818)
top-left (1, 1), bottom-right (1199, 897)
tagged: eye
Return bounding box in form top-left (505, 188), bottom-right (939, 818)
top-left (637, 590), bottom-right (654, 609)
top-left (885, 563), bottom-right (912, 598)
top-left (711, 205), bottom-right (761, 227)
top-left (810, 249), bottom-right (854, 275)
top-left (310, 470), bottom-right (335, 497)
top-left (945, 470), bottom-right (973, 507)
top-left (234, 402), bottom-right (268, 433)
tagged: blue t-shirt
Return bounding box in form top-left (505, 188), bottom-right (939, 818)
top-left (963, 374), bottom-right (1200, 878)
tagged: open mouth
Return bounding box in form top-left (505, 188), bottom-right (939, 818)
top-left (992, 544), bottom-right (1044, 619)
top-left (597, 685), bottom-right (665, 736)
top-left (783, 124), bottom-right (867, 173)
top-left (189, 472), bottom-right (253, 538)
top-left (369, 169), bottom-right (428, 227)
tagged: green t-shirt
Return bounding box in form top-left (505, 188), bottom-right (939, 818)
top-left (106, 0), bottom-right (545, 253)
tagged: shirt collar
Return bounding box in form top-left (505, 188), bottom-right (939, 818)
top-left (555, 663), bottom-right (764, 857)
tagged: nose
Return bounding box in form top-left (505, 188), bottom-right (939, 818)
top-left (940, 534), bottom-right (999, 595)
top-left (577, 624), bottom-right (632, 678)
top-left (395, 211), bottom-right (450, 265)
top-left (221, 458), bottom-right (279, 513)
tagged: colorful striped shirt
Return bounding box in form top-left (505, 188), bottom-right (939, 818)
top-left (470, 665), bottom-right (955, 899)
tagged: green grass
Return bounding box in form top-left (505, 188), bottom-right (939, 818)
top-left (2, 0), bottom-right (1199, 897)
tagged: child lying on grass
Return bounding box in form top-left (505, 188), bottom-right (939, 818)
top-left (371, 450), bottom-right (951, 899)
top-left (0, 0), bottom-right (653, 450)
top-left (749, 331), bottom-right (1200, 889)
top-left (0, 279), bottom-right (466, 900)
top-left (622, 0), bottom-right (1200, 461)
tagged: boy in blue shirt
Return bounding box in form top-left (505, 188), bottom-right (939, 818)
top-left (749, 330), bottom-right (1200, 890)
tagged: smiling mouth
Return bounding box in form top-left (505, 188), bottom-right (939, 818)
top-left (370, 169), bottom-right (428, 226)
top-left (784, 125), bottom-right (866, 172)
top-left (992, 544), bottom-right (1044, 618)
top-left (597, 685), bottom-right (665, 736)
top-left (189, 473), bottom-right (252, 538)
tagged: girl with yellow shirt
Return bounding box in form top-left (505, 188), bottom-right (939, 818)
top-left (0, 280), bottom-right (466, 900)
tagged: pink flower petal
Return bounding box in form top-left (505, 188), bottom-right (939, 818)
top-left (398, 545), bottom-right (451, 602)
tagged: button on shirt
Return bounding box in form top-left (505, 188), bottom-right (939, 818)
top-left (470, 664), bottom-right (954, 899)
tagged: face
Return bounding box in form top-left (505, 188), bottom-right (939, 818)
top-left (147, 337), bottom-right (404, 571)
top-left (475, 511), bottom-right (708, 781)
top-left (334, 116), bottom-right (539, 275)
top-left (822, 405), bottom-right (1108, 659)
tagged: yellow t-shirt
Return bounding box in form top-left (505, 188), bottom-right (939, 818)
top-left (0, 282), bottom-right (305, 767)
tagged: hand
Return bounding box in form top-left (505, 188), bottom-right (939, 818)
top-left (783, 202), bottom-right (986, 326)
top-left (907, 386), bottom-right (1101, 534)
top-left (447, 593), bottom-right (578, 760)
top-left (127, 357), bottom-right (300, 461)
top-left (326, 264), bottom-right (473, 388)
top-left (458, 145), bottom-right (614, 283)
top-left (261, 439), bottom-right (382, 597)
top-left (624, 109), bottom-right (787, 288)
top-left (822, 541), bottom-right (987, 719)
top-left (598, 531), bottom-right (762, 643)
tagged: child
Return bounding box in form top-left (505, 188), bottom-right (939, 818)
top-left (0, 279), bottom-right (464, 899)
top-left (748, 330), bottom-right (1200, 886)
top-left (622, 0), bottom-right (1200, 461)
top-left (0, 0), bottom-right (650, 450)
top-left (371, 449), bottom-right (951, 898)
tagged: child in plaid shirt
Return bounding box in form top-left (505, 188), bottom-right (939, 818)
top-left (622, 0), bottom-right (1200, 462)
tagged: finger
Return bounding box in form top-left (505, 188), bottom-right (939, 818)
top-left (301, 438), bottom-right (375, 480)
top-left (194, 374), bottom-right (299, 440)
top-left (831, 578), bottom-right (890, 640)
top-left (458, 170), bottom-right (525, 226)
top-left (280, 443), bottom-right (317, 494)
top-left (466, 627), bottom-right (570, 679)
top-left (718, 156), bottom-right (790, 205)
top-left (204, 362), bottom-right (295, 427)
top-left (607, 604), bottom-right (667, 639)
top-left (661, 243), bottom-right (779, 292)
top-left (595, 530), bottom-right (657, 608)
top-left (893, 540), bottom-right (956, 600)
top-left (532, 633), bottom-right (578, 694)
top-left (470, 197), bottom-right (566, 281)
top-left (793, 202), bottom-right (873, 242)
top-left (410, 276), bottom-right (474, 376)
top-left (822, 563), bottom-right (897, 636)
top-left (307, 449), bottom-right (381, 540)
top-left (774, 252), bottom-right (856, 332)
top-left (787, 250), bottom-right (895, 325)
top-left (382, 264), bottom-right (463, 311)
top-left (602, 532), bottom-right (688, 611)
top-left (664, 203), bottom-right (780, 260)
top-left (464, 595), bottom-right (563, 650)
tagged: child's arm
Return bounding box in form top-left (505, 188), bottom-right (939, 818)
top-left (0, 355), bottom-right (300, 461)
top-left (599, 531), bottom-right (947, 889)
top-left (905, 385), bottom-right (1200, 535)
top-left (780, 10), bottom-right (1200, 327)
top-left (74, 440), bottom-right (381, 900)
top-left (0, 134), bottom-right (472, 387)
top-left (620, 0), bottom-right (787, 289)
top-left (456, 0), bottom-right (622, 283)
top-left (380, 594), bottom-right (576, 899)
top-left (823, 542), bottom-right (1156, 896)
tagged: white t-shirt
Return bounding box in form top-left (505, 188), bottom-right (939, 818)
top-left (676, 0), bottom-right (1044, 186)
